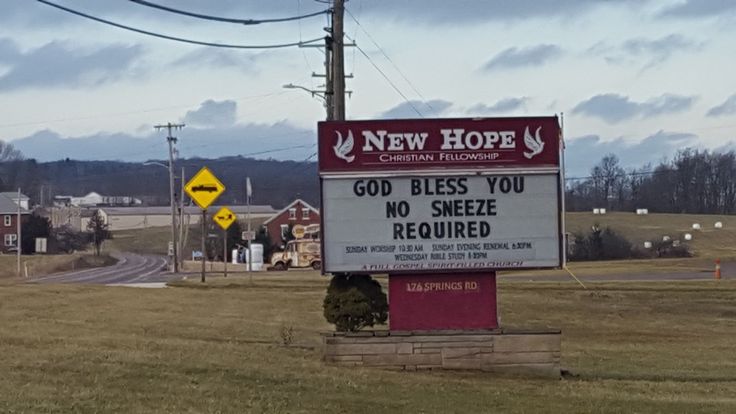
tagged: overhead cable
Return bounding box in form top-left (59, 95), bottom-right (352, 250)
top-left (346, 8), bottom-right (436, 115)
top-left (36, 0), bottom-right (323, 49)
top-left (128, 0), bottom-right (329, 25)
top-left (349, 36), bottom-right (424, 118)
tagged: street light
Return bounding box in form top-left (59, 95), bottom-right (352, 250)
top-left (282, 83), bottom-right (327, 100)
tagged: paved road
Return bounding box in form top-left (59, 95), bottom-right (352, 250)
top-left (29, 252), bottom-right (179, 285)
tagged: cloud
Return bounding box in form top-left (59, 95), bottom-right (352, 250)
top-left (565, 130), bottom-right (697, 177)
top-left (482, 45), bottom-right (562, 71)
top-left (572, 93), bottom-right (695, 123)
top-left (589, 34), bottom-right (701, 69)
top-left (378, 99), bottom-right (452, 119)
top-left (361, 0), bottom-right (645, 23)
top-left (172, 48), bottom-right (262, 72)
top-left (0, 39), bottom-right (144, 91)
top-left (707, 94), bottom-right (736, 117)
top-left (658, 1), bottom-right (736, 19)
top-left (0, 38), bottom-right (21, 63)
top-left (10, 121), bottom-right (316, 162)
top-left (467, 98), bottom-right (528, 115)
top-left (183, 100), bottom-right (238, 127)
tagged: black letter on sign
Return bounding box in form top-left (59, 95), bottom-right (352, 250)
top-left (386, 201), bottom-right (410, 218)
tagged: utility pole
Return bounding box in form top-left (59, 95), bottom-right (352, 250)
top-left (154, 122), bottom-right (185, 273)
top-left (331, 0), bottom-right (346, 121)
top-left (324, 33), bottom-right (334, 121)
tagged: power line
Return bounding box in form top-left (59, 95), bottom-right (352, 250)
top-left (348, 35), bottom-right (424, 118)
top-left (128, 0), bottom-right (328, 25)
top-left (345, 8), bottom-right (436, 115)
top-left (36, 0), bottom-right (323, 49)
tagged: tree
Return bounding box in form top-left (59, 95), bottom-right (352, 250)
top-left (254, 225), bottom-right (276, 262)
top-left (86, 211), bottom-right (110, 256)
top-left (21, 213), bottom-right (51, 254)
top-left (51, 225), bottom-right (90, 254)
top-left (0, 140), bottom-right (23, 162)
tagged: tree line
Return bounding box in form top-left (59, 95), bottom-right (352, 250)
top-left (567, 150), bottom-right (736, 214)
top-left (0, 140), bottom-right (319, 210)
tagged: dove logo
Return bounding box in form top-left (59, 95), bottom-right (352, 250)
top-left (334, 131), bottom-right (355, 163)
top-left (523, 126), bottom-right (544, 159)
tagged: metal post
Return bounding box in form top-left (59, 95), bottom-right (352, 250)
top-left (247, 179), bottom-right (252, 274)
top-left (223, 228), bottom-right (228, 278)
top-left (201, 209), bottom-right (206, 283)
top-left (16, 187), bottom-right (21, 277)
top-left (179, 167), bottom-right (186, 269)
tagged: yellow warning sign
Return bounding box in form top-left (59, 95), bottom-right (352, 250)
top-left (213, 206), bottom-right (237, 230)
top-left (185, 167), bottom-right (225, 209)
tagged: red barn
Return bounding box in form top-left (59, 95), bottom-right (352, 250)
top-left (262, 199), bottom-right (320, 250)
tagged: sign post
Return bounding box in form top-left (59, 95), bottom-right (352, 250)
top-left (318, 117), bottom-right (563, 330)
top-left (213, 206), bottom-right (237, 278)
top-left (185, 167), bottom-right (226, 283)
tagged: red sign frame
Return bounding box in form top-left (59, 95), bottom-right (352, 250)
top-left (319, 116), bottom-right (560, 173)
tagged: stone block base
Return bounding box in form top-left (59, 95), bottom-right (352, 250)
top-left (323, 329), bottom-right (561, 377)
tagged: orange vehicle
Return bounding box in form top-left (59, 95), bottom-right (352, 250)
top-left (269, 239), bottom-right (321, 270)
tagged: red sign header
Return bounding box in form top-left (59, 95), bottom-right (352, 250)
top-left (318, 117), bottom-right (560, 173)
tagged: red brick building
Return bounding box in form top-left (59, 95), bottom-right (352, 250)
top-left (262, 199), bottom-right (320, 249)
top-left (0, 194), bottom-right (30, 253)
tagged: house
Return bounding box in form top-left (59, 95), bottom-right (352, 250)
top-left (97, 204), bottom-right (277, 231)
top-left (262, 199), bottom-right (320, 249)
top-left (0, 192), bottom-right (30, 210)
top-left (0, 193), bottom-right (30, 253)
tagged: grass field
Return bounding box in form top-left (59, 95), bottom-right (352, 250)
top-left (1, 273), bottom-right (735, 413)
top-left (567, 212), bottom-right (736, 259)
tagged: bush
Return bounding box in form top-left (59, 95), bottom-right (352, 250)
top-left (50, 225), bottom-right (90, 254)
top-left (323, 274), bottom-right (388, 332)
top-left (652, 240), bottom-right (692, 258)
top-left (569, 225), bottom-right (634, 261)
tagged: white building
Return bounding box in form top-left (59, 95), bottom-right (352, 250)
top-left (0, 192), bottom-right (30, 210)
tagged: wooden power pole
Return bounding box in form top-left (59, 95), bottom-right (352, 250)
top-left (331, 0), bottom-right (346, 121)
top-left (154, 122), bottom-right (185, 273)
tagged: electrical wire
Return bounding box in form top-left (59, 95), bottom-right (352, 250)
top-left (345, 8), bottom-right (436, 115)
top-left (128, 0), bottom-right (329, 25)
top-left (36, 0), bottom-right (323, 49)
top-left (348, 36), bottom-right (424, 118)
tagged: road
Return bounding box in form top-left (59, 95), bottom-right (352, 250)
top-left (29, 252), bottom-right (179, 285)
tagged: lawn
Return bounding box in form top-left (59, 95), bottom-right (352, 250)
top-left (1, 274), bottom-right (734, 413)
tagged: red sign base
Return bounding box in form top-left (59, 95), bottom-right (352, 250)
top-left (388, 273), bottom-right (498, 331)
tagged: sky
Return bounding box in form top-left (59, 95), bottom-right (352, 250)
top-left (1, 0), bottom-right (735, 176)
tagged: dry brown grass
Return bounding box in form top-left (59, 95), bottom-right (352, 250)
top-left (0, 253), bottom-right (113, 282)
top-left (567, 212), bottom-right (736, 259)
top-left (1, 272), bottom-right (735, 413)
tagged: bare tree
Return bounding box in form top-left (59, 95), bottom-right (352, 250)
top-left (0, 140), bottom-right (23, 162)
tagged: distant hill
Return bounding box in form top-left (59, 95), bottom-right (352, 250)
top-left (0, 156), bottom-right (319, 209)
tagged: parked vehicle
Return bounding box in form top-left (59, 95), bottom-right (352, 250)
top-left (269, 239), bottom-right (321, 270)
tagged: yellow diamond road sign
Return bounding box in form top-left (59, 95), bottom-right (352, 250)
top-left (185, 167), bottom-right (225, 209)
top-left (213, 207), bottom-right (237, 230)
